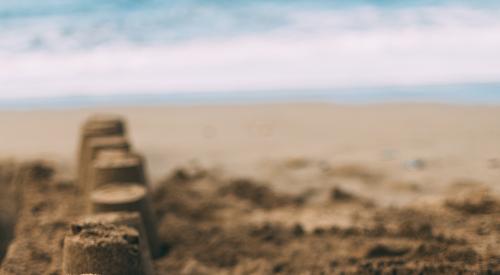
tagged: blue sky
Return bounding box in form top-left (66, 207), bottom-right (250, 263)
top-left (1, 0), bottom-right (499, 99)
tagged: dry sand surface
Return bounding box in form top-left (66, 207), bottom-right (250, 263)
top-left (0, 103), bottom-right (499, 274)
top-left (1, 103), bottom-right (499, 201)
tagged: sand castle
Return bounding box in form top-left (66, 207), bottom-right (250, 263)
top-left (75, 212), bottom-right (155, 275)
top-left (64, 115), bottom-right (160, 275)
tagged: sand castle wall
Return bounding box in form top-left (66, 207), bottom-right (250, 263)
top-left (67, 114), bottom-right (161, 274)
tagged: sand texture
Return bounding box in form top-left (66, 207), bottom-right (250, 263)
top-left (0, 103), bottom-right (499, 274)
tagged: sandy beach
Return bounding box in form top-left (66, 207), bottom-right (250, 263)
top-left (2, 0), bottom-right (500, 272)
top-left (1, 103), bottom-right (499, 196)
top-left (1, 103), bottom-right (499, 274)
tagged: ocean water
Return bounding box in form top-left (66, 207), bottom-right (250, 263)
top-left (1, 83), bottom-right (500, 109)
top-left (1, 0), bottom-right (500, 105)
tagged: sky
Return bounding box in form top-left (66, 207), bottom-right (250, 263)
top-left (1, 0), bottom-right (500, 100)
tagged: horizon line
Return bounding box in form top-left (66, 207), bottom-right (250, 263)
top-left (1, 83), bottom-right (500, 110)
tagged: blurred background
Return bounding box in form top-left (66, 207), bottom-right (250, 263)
top-left (1, 0), bottom-right (500, 106)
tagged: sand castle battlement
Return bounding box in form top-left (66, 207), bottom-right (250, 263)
top-left (65, 115), bottom-right (160, 275)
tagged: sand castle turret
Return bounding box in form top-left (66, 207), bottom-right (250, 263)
top-left (75, 212), bottom-right (155, 275)
top-left (90, 153), bottom-right (148, 190)
top-left (77, 115), bottom-right (128, 191)
top-left (82, 136), bottom-right (131, 194)
top-left (89, 183), bottom-right (160, 258)
top-left (62, 223), bottom-right (144, 275)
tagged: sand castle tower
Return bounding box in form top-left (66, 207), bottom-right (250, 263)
top-left (82, 136), bottom-right (130, 195)
top-left (74, 212), bottom-right (155, 275)
top-left (91, 152), bottom-right (148, 190)
top-left (77, 115), bottom-right (128, 192)
top-left (67, 114), bottom-right (161, 274)
top-left (62, 223), bottom-right (144, 275)
top-left (89, 183), bottom-right (160, 257)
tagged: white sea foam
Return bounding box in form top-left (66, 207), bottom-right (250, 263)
top-left (1, 5), bottom-right (500, 99)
